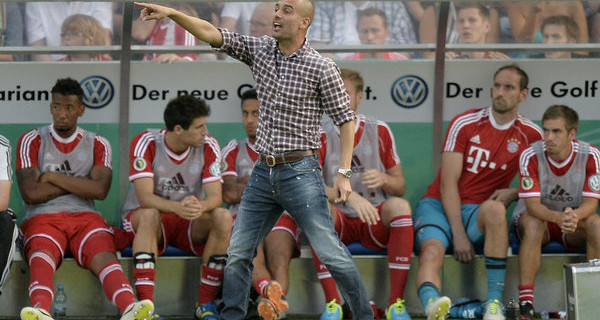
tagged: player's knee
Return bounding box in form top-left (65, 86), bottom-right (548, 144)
top-left (419, 240), bottom-right (445, 263)
top-left (582, 214), bottom-right (600, 235)
top-left (383, 197), bottom-right (412, 217)
top-left (519, 214), bottom-right (545, 240)
top-left (134, 208), bottom-right (161, 229)
top-left (480, 200), bottom-right (507, 225)
top-left (211, 207), bottom-right (233, 232)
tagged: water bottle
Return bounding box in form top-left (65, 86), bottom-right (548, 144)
top-left (53, 284), bottom-right (67, 319)
top-left (505, 298), bottom-right (519, 320)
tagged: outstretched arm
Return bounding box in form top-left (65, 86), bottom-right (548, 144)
top-left (135, 2), bottom-right (223, 47)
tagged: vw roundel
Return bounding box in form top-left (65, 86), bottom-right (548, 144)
top-left (80, 76), bottom-right (114, 109)
top-left (391, 75), bottom-right (428, 109)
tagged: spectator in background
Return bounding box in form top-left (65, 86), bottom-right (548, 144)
top-left (132, 3), bottom-right (208, 62)
top-left (25, 2), bottom-right (112, 61)
top-left (0, 2), bottom-right (25, 61)
top-left (344, 8), bottom-right (409, 60)
top-left (249, 2), bottom-right (274, 38)
top-left (58, 14), bottom-right (112, 61)
top-left (419, 2), bottom-right (501, 59)
top-left (220, 2), bottom-right (261, 35)
top-left (505, 1), bottom-right (588, 44)
top-left (308, 1), bottom-right (417, 59)
top-left (535, 15), bottom-right (585, 59)
top-left (446, 3), bottom-right (509, 59)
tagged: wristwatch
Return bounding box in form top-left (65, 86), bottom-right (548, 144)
top-left (338, 168), bottom-right (352, 179)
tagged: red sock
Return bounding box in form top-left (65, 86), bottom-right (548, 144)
top-left (518, 284), bottom-right (535, 304)
top-left (133, 267), bottom-right (155, 301)
top-left (311, 247), bottom-right (340, 303)
top-left (99, 261), bottom-right (136, 312)
top-left (387, 215), bottom-right (413, 305)
top-left (28, 252), bottom-right (56, 311)
top-left (255, 278), bottom-right (271, 297)
top-left (198, 265), bottom-right (224, 305)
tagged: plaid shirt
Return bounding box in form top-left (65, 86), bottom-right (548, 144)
top-left (215, 28), bottom-right (355, 155)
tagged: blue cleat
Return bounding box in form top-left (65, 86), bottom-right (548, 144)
top-left (449, 298), bottom-right (483, 319)
top-left (386, 298), bottom-right (411, 320)
top-left (194, 301), bottom-right (219, 320)
top-left (320, 299), bottom-right (343, 320)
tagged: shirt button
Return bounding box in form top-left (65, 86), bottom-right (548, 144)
top-left (278, 93), bottom-right (282, 96)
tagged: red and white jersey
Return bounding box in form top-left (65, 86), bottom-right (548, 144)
top-left (17, 125), bottom-right (111, 219)
top-left (519, 140), bottom-right (600, 201)
top-left (127, 129), bottom-right (221, 184)
top-left (221, 138), bottom-right (259, 179)
top-left (320, 114), bottom-right (401, 169)
top-left (321, 115), bottom-right (401, 217)
top-left (423, 107), bottom-right (542, 204)
top-left (17, 124), bottom-right (111, 171)
top-left (122, 129), bottom-right (221, 217)
top-left (143, 19), bottom-right (198, 61)
top-left (343, 52), bottom-right (409, 60)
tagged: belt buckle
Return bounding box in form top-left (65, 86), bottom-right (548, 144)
top-left (265, 155), bottom-right (277, 167)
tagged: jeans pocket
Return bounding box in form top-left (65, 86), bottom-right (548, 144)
top-left (286, 156), bottom-right (321, 173)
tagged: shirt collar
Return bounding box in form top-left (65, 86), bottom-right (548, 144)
top-left (271, 38), bottom-right (310, 59)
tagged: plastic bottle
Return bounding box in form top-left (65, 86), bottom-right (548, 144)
top-left (505, 298), bottom-right (519, 320)
top-left (53, 284), bottom-right (67, 319)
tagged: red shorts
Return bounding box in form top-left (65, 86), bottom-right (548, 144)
top-left (272, 212), bottom-right (301, 258)
top-left (546, 222), bottom-right (584, 251)
top-left (123, 210), bottom-right (205, 256)
top-left (20, 212), bottom-right (115, 268)
top-left (334, 203), bottom-right (389, 250)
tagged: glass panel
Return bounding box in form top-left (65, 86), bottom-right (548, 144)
top-left (0, 2), bottom-right (25, 61)
top-left (132, 1), bottom-right (223, 61)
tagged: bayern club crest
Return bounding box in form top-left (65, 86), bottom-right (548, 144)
top-left (506, 138), bottom-right (520, 153)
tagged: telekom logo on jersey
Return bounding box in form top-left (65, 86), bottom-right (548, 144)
top-left (466, 146), bottom-right (494, 174)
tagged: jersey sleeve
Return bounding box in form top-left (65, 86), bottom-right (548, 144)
top-left (16, 129), bottom-right (41, 170)
top-left (518, 147), bottom-right (540, 198)
top-left (377, 120), bottom-right (401, 169)
top-left (129, 131), bottom-right (156, 182)
top-left (583, 145), bottom-right (600, 199)
top-left (442, 113), bottom-right (470, 154)
top-left (202, 136), bottom-right (222, 184)
top-left (93, 134), bottom-right (112, 169)
top-left (221, 140), bottom-right (239, 178)
top-left (0, 136), bottom-right (12, 181)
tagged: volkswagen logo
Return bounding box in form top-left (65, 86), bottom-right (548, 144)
top-left (80, 76), bottom-right (114, 109)
top-left (391, 75), bottom-right (428, 108)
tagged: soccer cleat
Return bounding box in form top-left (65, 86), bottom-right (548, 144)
top-left (258, 298), bottom-right (280, 320)
top-left (449, 298), bottom-right (483, 318)
top-left (263, 281), bottom-right (289, 314)
top-left (195, 301), bottom-right (219, 320)
top-left (120, 300), bottom-right (155, 320)
top-left (20, 307), bottom-right (54, 320)
top-left (386, 298), bottom-right (411, 320)
top-left (482, 299), bottom-right (505, 320)
top-left (320, 299), bottom-right (343, 320)
top-left (519, 301), bottom-right (534, 320)
top-left (425, 296), bottom-right (451, 320)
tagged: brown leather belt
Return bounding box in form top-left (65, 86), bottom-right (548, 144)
top-left (259, 150), bottom-right (315, 167)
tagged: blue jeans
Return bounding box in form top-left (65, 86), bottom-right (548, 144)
top-left (221, 156), bottom-right (373, 319)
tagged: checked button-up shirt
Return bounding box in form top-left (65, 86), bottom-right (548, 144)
top-left (214, 28), bottom-right (355, 155)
